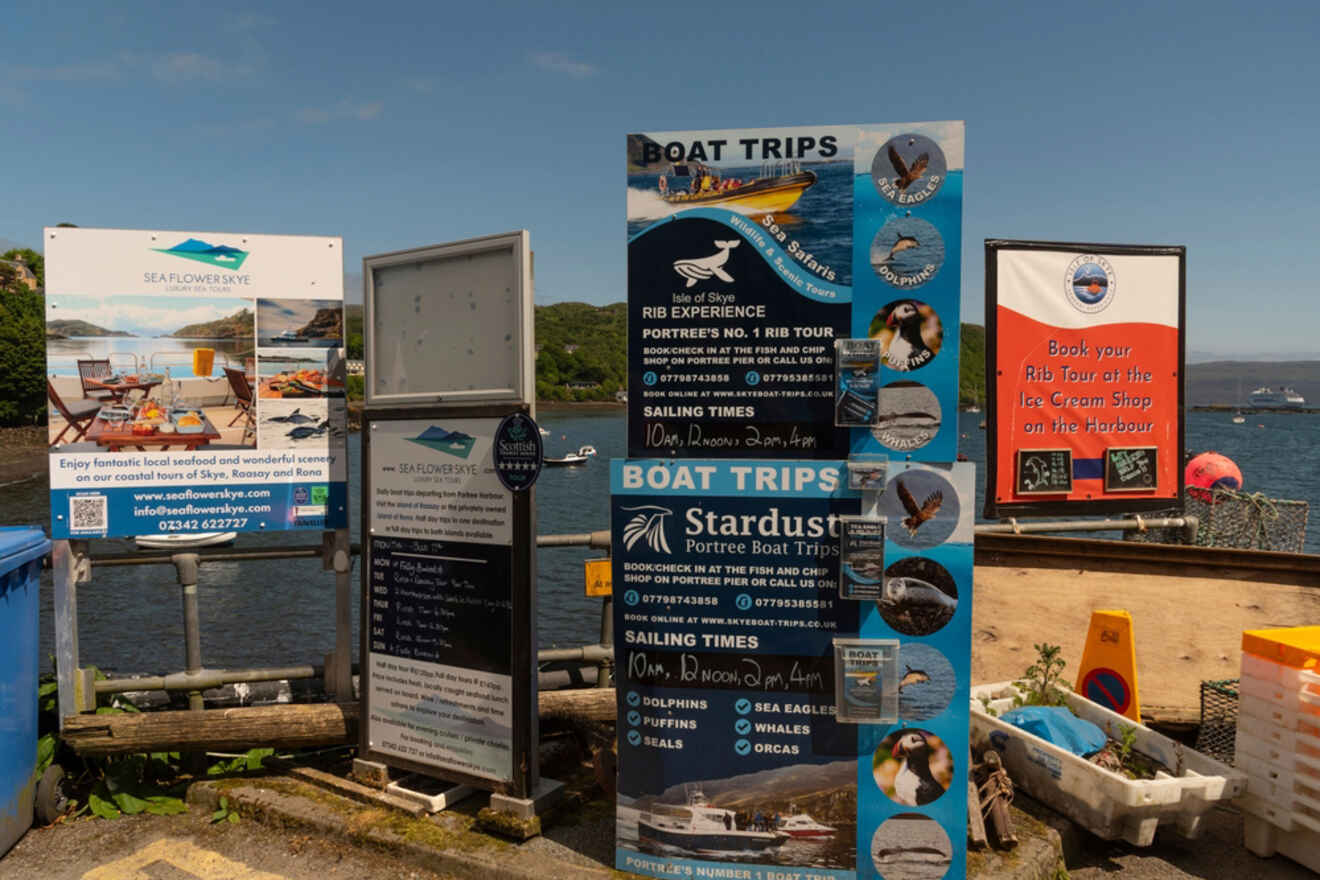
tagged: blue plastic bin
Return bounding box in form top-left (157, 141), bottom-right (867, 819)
top-left (0, 527), bottom-right (49, 854)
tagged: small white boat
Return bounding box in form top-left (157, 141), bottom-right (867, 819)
top-left (1232, 413), bottom-right (1246, 424)
top-left (274, 329), bottom-right (303, 342)
top-left (777, 810), bottom-right (836, 839)
top-left (135, 532), bottom-right (237, 550)
top-left (539, 427), bottom-right (550, 436)
top-left (544, 445), bottom-right (597, 467)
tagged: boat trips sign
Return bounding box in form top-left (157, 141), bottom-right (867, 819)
top-left (44, 227), bottom-right (348, 539)
top-left (612, 460), bottom-right (974, 880)
top-left (985, 241), bottom-right (1185, 517)
top-left (627, 123), bottom-right (964, 462)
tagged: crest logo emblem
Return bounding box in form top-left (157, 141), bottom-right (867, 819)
top-left (1065, 254), bottom-right (1116, 314)
top-left (620, 505), bottom-right (674, 554)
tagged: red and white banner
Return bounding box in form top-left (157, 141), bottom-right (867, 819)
top-left (985, 242), bottom-right (1184, 517)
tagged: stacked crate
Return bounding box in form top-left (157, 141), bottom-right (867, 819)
top-left (1235, 626), bottom-right (1320, 873)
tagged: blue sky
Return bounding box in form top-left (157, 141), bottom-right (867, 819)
top-left (3, 0), bottom-right (1318, 360)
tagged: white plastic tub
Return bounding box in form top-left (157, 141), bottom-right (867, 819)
top-left (970, 681), bottom-right (1247, 846)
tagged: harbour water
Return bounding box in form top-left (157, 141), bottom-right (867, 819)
top-left (5, 408), bottom-right (1316, 677)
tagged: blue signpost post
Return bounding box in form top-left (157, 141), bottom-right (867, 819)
top-left (619, 123), bottom-right (970, 879)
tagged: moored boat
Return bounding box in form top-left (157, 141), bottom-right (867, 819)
top-left (777, 809), bottom-right (836, 839)
top-left (544, 445), bottom-right (597, 467)
top-left (639, 785), bottom-right (789, 854)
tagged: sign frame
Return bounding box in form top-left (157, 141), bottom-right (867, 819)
top-left (359, 403), bottom-right (538, 798)
top-left (362, 231), bottom-right (533, 410)
top-left (984, 239), bottom-right (1186, 518)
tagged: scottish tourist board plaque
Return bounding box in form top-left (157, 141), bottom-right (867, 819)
top-left (986, 241), bottom-right (1185, 516)
top-left (44, 227), bottom-right (347, 539)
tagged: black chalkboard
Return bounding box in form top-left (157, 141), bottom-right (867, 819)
top-left (1105, 446), bottom-right (1158, 492)
top-left (1015, 448), bottom-right (1073, 495)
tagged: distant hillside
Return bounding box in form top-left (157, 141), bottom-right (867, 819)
top-left (959, 323), bottom-right (985, 407)
top-left (535, 302), bottom-right (627, 401)
top-left (46, 319), bottom-right (133, 338)
top-left (298, 307), bottom-right (342, 340)
top-left (172, 308), bottom-right (253, 339)
top-left (1185, 361), bottom-right (1320, 406)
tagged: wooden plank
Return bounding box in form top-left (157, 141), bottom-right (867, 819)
top-left (64, 689), bottom-right (620, 755)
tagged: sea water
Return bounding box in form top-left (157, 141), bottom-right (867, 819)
top-left (5, 409), bottom-right (1316, 675)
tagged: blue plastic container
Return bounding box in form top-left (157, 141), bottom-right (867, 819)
top-left (0, 527), bottom-right (49, 854)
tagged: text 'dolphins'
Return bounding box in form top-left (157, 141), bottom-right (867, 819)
top-left (672, 240), bottom-right (740, 288)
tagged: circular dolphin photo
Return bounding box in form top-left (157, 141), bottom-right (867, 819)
top-left (880, 468), bottom-right (960, 549)
top-left (871, 813), bottom-right (953, 880)
top-left (897, 643), bottom-right (956, 722)
top-left (873, 729), bottom-right (953, 807)
top-left (871, 134), bottom-right (948, 206)
top-left (870, 218), bottom-right (945, 289)
top-left (868, 300), bottom-right (943, 373)
top-left (879, 556), bottom-right (958, 636)
top-left (872, 381), bottom-right (942, 452)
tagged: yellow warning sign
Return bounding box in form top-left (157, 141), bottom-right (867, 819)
top-left (585, 558), bottom-right (612, 597)
top-left (1075, 609), bottom-right (1141, 723)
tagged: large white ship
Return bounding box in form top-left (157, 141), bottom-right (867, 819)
top-left (1247, 386), bottom-right (1305, 409)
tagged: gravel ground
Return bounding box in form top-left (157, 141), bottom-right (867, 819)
top-left (1066, 805), bottom-right (1314, 880)
top-left (0, 807), bottom-right (457, 880)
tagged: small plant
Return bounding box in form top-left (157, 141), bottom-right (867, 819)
top-left (1115, 723), bottom-right (1138, 766)
top-left (211, 796), bottom-right (240, 825)
top-left (1014, 642), bottom-right (1068, 707)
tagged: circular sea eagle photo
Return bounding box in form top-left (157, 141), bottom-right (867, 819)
top-left (868, 299), bottom-right (943, 373)
top-left (873, 728), bottom-right (953, 807)
top-left (871, 133), bottom-right (948, 206)
top-left (870, 217), bottom-right (945, 289)
top-left (877, 556), bottom-right (958, 637)
top-left (880, 467), bottom-right (960, 550)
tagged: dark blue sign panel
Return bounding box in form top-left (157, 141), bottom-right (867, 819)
top-left (627, 124), bottom-right (963, 463)
top-left (493, 412), bottom-right (542, 492)
top-left (612, 460), bottom-right (974, 880)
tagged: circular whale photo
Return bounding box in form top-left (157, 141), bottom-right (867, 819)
top-left (897, 643), bottom-right (956, 723)
top-left (880, 468), bottom-right (960, 550)
top-left (868, 300), bottom-right (943, 373)
top-left (878, 556), bottom-right (958, 636)
top-left (872, 381), bottom-right (941, 452)
top-left (871, 813), bottom-right (953, 880)
top-left (870, 218), bottom-right (945, 289)
top-left (873, 729), bottom-right (952, 808)
top-left (870, 134), bottom-right (948, 207)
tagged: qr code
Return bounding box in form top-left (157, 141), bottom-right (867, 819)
top-left (70, 495), bottom-right (107, 532)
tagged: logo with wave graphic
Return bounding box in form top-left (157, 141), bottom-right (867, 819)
top-left (619, 505), bottom-right (673, 554)
top-left (1065, 254), bottom-right (1116, 314)
top-left (153, 238), bottom-right (250, 271)
top-left (408, 425), bottom-right (476, 459)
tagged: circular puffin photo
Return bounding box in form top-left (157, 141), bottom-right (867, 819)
top-left (868, 299), bottom-right (943, 373)
top-left (873, 728), bottom-right (952, 807)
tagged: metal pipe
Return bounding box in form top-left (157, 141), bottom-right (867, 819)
top-left (173, 553), bottom-right (204, 713)
top-left (537, 644), bottom-right (614, 664)
top-left (974, 516), bottom-right (1194, 535)
top-left (95, 665), bottom-right (321, 694)
top-left (536, 530), bottom-right (611, 548)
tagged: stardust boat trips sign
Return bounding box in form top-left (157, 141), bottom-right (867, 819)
top-left (985, 241), bottom-right (1185, 517)
top-left (611, 459), bottom-right (974, 880)
top-left (44, 227), bottom-right (348, 539)
top-left (626, 123), bottom-right (964, 462)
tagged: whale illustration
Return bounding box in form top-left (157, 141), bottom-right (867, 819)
top-left (672, 240), bottom-right (740, 288)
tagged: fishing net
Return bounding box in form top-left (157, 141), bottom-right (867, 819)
top-left (1122, 489), bottom-right (1309, 553)
top-left (1196, 679), bottom-right (1239, 766)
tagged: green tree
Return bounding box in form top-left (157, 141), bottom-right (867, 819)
top-left (0, 286), bottom-right (48, 424)
top-left (1, 248), bottom-right (44, 289)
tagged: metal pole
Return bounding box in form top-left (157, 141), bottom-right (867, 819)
top-left (52, 540), bottom-right (82, 727)
top-left (173, 553), bottom-right (204, 713)
top-left (328, 528), bottom-right (353, 698)
top-left (596, 596), bottom-right (614, 689)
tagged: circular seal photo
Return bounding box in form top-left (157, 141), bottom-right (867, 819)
top-left (872, 381), bottom-right (942, 452)
top-left (1066, 254), bottom-right (1116, 314)
top-left (877, 556), bottom-right (958, 637)
top-left (880, 467), bottom-right (960, 549)
top-left (868, 299), bottom-right (943, 373)
top-left (873, 728), bottom-right (953, 807)
top-left (871, 134), bottom-right (948, 206)
top-left (871, 813), bottom-right (952, 880)
top-left (870, 218), bottom-right (945, 289)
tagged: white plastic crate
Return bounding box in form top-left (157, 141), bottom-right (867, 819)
top-left (1237, 712), bottom-right (1320, 756)
top-left (1241, 652), bottom-right (1320, 690)
top-left (1243, 811), bottom-right (1320, 872)
top-left (1239, 693), bottom-right (1320, 735)
top-left (1239, 669), bottom-right (1320, 718)
top-left (970, 681), bottom-right (1246, 846)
